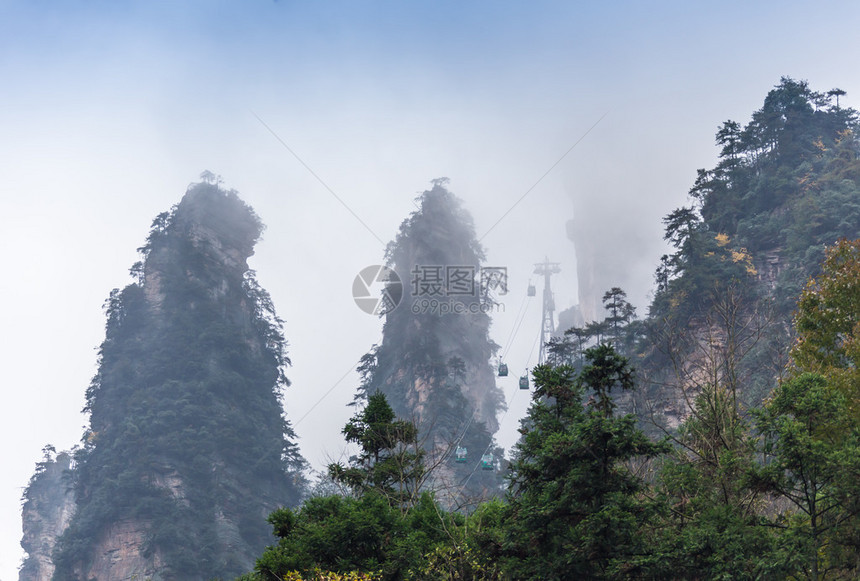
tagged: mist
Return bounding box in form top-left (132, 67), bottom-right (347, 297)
top-left (4, 1), bottom-right (860, 578)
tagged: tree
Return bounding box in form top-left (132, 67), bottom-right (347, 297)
top-left (601, 287), bottom-right (636, 350)
top-left (546, 325), bottom-right (589, 368)
top-left (791, 238), bottom-right (860, 416)
top-left (638, 279), bottom-right (779, 578)
top-left (246, 393), bottom-right (460, 581)
top-left (750, 238), bottom-right (860, 578)
top-left (502, 346), bottom-right (667, 579)
top-left (663, 206), bottom-right (702, 269)
top-left (754, 373), bottom-right (860, 580)
top-left (716, 120), bottom-right (743, 163)
top-left (328, 392), bottom-right (426, 510)
top-left (247, 490), bottom-right (460, 581)
top-left (828, 88), bottom-right (847, 110)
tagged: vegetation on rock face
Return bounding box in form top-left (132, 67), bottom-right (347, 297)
top-left (635, 78), bottom-right (860, 420)
top-left (655, 77), bottom-right (860, 312)
top-left (356, 179), bottom-right (506, 506)
top-left (19, 448), bottom-right (75, 581)
top-left (50, 179), bottom-right (305, 581)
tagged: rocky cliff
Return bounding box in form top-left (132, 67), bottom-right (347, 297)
top-left (356, 180), bottom-right (506, 506)
top-left (22, 178), bottom-right (305, 581)
top-left (19, 452), bottom-right (75, 581)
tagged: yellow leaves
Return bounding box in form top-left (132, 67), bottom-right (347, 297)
top-left (669, 290), bottom-right (687, 309)
top-left (710, 233), bottom-right (758, 275)
top-left (421, 544), bottom-right (500, 580)
top-left (730, 249), bottom-right (758, 275)
top-left (834, 128), bottom-right (855, 151)
top-left (280, 570), bottom-right (380, 581)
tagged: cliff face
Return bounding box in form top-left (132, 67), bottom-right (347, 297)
top-left (19, 453), bottom-right (75, 581)
top-left (567, 217), bottom-right (600, 323)
top-left (633, 79), bottom-right (860, 426)
top-left (30, 180), bottom-right (304, 581)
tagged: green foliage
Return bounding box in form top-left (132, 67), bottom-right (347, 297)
top-left (245, 392), bottom-right (464, 581)
top-left (329, 392), bottom-right (426, 509)
top-left (502, 346), bottom-right (667, 579)
top-left (245, 348), bottom-right (671, 581)
top-left (417, 499), bottom-right (507, 580)
top-left (238, 571), bottom-right (379, 581)
top-left (791, 238), bottom-right (860, 413)
top-left (754, 373), bottom-right (860, 579)
top-left (644, 381), bottom-right (775, 580)
top-left (248, 489), bottom-right (461, 581)
top-left (255, 493), bottom-right (397, 578)
top-left (749, 240), bottom-right (860, 579)
top-left (652, 78), bottom-right (860, 325)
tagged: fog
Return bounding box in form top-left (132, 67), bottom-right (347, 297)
top-left (3, 1), bottom-right (860, 577)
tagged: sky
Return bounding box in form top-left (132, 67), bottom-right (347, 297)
top-left (2, 1), bottom-right (860, 578)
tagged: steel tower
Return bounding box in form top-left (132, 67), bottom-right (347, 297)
top-left (534, 257), bottom-right (561, 364)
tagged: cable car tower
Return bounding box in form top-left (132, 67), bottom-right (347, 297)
top-left (534, 257), bottom-right (561, 364)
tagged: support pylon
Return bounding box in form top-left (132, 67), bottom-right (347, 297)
top-left (534, 257), bottom-right (561, 365)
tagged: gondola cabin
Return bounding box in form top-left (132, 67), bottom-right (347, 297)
top-left (519, 375), bottom-right (529, 390)
top-left (498, 363), bottom-right (508, 377)
top-left (455, 446), bottom-right (468, 463)
top-left (527, 284), bottom-right (536, 297)
top-left (481, 453), bottom-right (494, 470)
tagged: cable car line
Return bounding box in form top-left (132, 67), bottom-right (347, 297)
top-left (501, 291), bottom-right (530, 361)
top-left (453, 373), bottom-right (526, 497)
top-left (454, 326), bottom-right (543, 496)
top-left (459, 294), bottom-right (542, 481)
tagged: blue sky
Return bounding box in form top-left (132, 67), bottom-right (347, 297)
top-left (3, 1), bottom-right (860, 578)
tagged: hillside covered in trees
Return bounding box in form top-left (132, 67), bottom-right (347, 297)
top-left (239, 79), bottom-right (860, 580)
top-left (549, 77), bottom-right (860, 417)
top-left (20, 179), bottom-right (306, 581)
top-left (641, 77), bottom-right (860, 418)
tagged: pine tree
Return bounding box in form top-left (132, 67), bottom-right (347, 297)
top-left (503, 346), bottom-right (666, 579)
top-left (329, 392), bottom-right (426, 509)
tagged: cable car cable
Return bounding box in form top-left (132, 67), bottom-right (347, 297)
top-left (454, 360), bottom-right (533, 496)
top-left (500, 291), bottom-right (530, 362)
